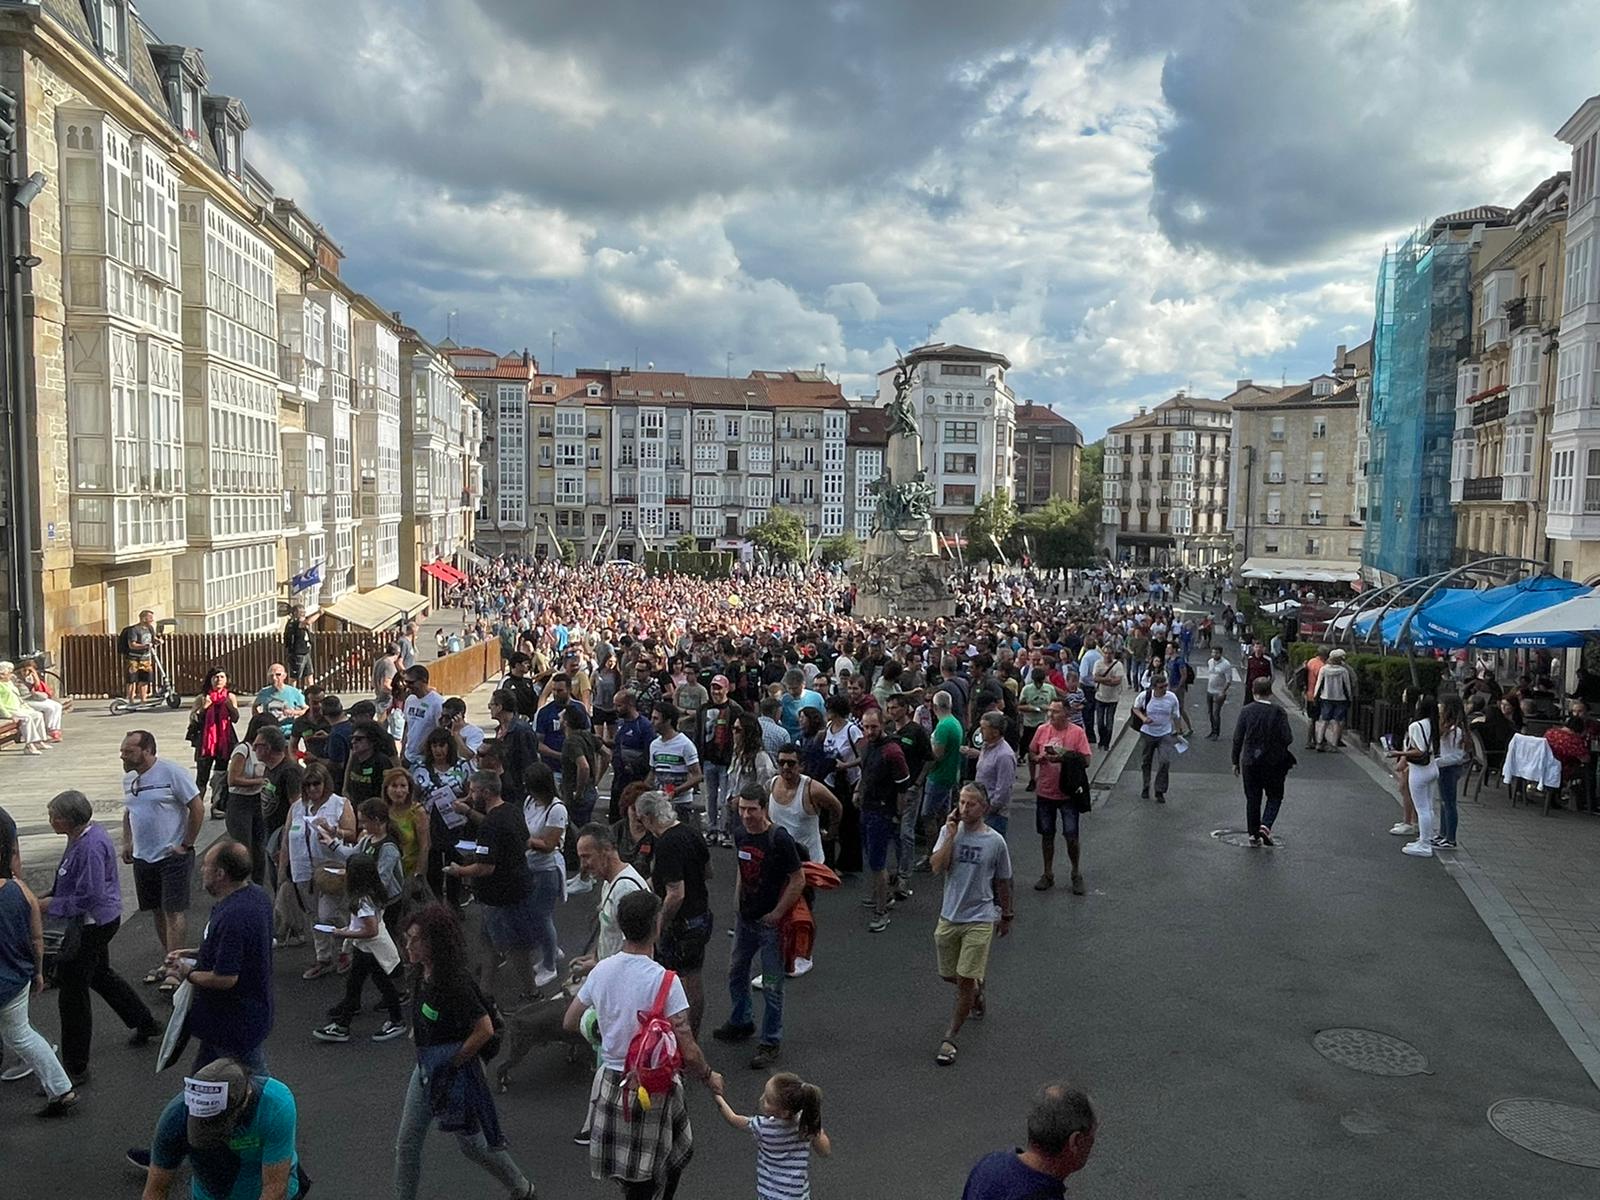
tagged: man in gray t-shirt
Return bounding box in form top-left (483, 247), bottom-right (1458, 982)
top-left (929, 780), bottom-right (1013, 1066)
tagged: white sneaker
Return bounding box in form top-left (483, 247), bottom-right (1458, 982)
top-left (788, 956), bottom-right (814, 978)
top-left (565, 875), bottom-right (594, 895)
top-left (1388, 823), bottom-right (1418, 836)
top-left (1401, 841), bottom-right (1434, 857)
top-left (751, 974), bottom-right (764, 991)
top-left (533, 966), bottom-right (558, 989)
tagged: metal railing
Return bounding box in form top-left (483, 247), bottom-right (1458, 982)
top-left (1462, 475), bottom-right (1504, 501)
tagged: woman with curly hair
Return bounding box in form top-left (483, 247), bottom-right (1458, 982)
top-left (393, 905), bottom-right (535, 1200)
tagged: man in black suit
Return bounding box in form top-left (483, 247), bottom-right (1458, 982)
top-left (1230, 677), bottom-right (1295, 846)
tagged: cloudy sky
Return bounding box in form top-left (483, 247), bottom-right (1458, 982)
top-left (141, 0), bottom-right (1591, 439)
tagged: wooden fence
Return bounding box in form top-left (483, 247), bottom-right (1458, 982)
top-left (414, 640), bottom-right (498, 699)
top-left (60, 631), bottom-right (390, 699)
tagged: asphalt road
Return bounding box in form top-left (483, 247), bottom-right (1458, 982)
top-left (4, 703), bottom-right (1598, 1198)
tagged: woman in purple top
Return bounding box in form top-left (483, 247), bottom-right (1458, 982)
top-left (45, 790), bottom-right (161, 1078)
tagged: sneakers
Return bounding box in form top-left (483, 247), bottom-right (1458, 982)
top-left (572, 1127), bottom-right (592, 1146)
top-left (126, 1148), bottom-right (152, 1169)
top-left (1258, 826), bottom-right (1274, 847)
top-left (788, 956), bottom-right (814, 978)
top-left (1, 1043), bottom-right (53, 1082)
top-left (1388, 823), bottom-right (1418, 837)
top-left (1401, 841), bottom-right (1434, 858)
top-left (1436, 839), bottom-right (1458, 850)
top-left (273, 933), bottom-right (307, 949)
top-left (748, 1042), bottom-right (781, 1070)
top-left (1070, 874), bottom-right (1086, 896)
top-left (372, 1021), bottom-right (408, 1042)
top-left (859, 895), bottom-right (880, 908)
top-left (127, 1024), bottom-right (162, 1048)
top-left (312, 1023), bottom-right (351, 1042)
top-left (711, 1021), bottom-right (756, 1044)
top-left (892, 883), bottom-right (914, 901)
top-left (867, 914), bottom-right (891, 933)
top-left (302, 961), bottom-right (335, 981)
top-left (335, 953), bottom-right (353, 975)
top-left (913, 857), bottom-right (933, 874)
top-left (565, 875), bottom-right (595, 895)
top-left (533, 966), bottom-right (559, 989)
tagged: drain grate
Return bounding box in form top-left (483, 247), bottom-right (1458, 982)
top-left (1488, 1098), bottom-right (1600, 1169)
top-left (1211, 828), bottom-right (1287, 848)
top-left (1312, 1028), bottom-right (1429, 1076)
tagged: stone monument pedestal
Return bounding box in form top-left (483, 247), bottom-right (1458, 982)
top-left (855, 530), bottom-right (955, 622)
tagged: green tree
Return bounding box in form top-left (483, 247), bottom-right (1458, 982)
top-left (1015, 495), bottom-right (1102, 569)
top-left (748, 506), bottom-right (807, 563)
top-left (965, 489), bottom-right (1018, 561)
top-left (1078, 439), bottom-right (1103, 505)
top-left (815, 533), bottom-right (860, 566)
top-left (557, 537), bottom-right (579, 567)
top-left (672, 532), bottom-right (700, 554)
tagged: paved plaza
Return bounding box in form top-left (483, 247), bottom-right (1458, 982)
top-left (2, 618), bottom-right (1599, 1195)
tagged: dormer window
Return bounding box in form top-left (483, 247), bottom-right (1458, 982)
top-left (98, 0), bottom-right (128, 69)
top-left (543, 383), bottom-right (556, 395)
top-left (587, 385), bottom-right (601, 397)
top-left (202, 96), bottom-right (252, 183)
top-left (150, 45), bottom-right (210, 143)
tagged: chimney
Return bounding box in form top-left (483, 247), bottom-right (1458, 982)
top-left (1023, 398), bottom-right (1033, 410)
top-left (1138, 406), bottom-right (1147, 417)
top-left (1235, 379), bottom-right (1251, 391)
top-left (522, 349), bottom-right (530, 367)
top-left (1335, 343), bottom-right (1347, 364)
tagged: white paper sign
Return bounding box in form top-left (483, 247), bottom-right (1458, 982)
top-left (183, 1076), bottom-right (229, 1118)
top-left (431, 786), bottom-right (467, 830)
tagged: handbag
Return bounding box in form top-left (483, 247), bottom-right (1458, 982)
top-left (1127, 689), bottom-right (1152, 732)
top-left (314, 863), bottom-right (348, 898)
top-left (1062, 756), bottom-right (1092, 814)
top-left (42, 913), bottom-right (84, 981)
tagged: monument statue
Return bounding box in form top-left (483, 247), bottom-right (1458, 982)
top-left (857, 352), bottom-right (952, 618)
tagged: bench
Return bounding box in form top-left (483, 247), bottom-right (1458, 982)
top-left (0, 719), bottom-right (19, 748)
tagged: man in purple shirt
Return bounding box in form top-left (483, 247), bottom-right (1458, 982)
top-left (962, 1083), bottom-right (1097, 1200)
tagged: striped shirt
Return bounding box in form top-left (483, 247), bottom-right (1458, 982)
top-left (750, 1114), bottom-right (812, 1200)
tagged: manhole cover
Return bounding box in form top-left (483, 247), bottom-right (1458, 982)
top-left (1312, 1028), bottom-right (1429, 1076)
top-left (1488, 1098), bottom-right (1600, 1169)
top-left (1211, 828), bottom-right (1287, 848)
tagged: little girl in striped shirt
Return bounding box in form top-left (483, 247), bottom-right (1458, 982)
top-left (712, 1070), bottom-right (832, 1200)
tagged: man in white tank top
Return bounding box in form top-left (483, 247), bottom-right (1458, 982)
top-left (767, 750), bottom-right (843, 864)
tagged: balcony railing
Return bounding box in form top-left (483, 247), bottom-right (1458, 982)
top-left (1505, 295), bottom-right (1545, 330)
top-left (1462, 475), bottom-right (1504, 501)
top-left (1307, 472), bottom-right (1326, 483)
top-left (1262, 512), bottom-right (1282, 525)
top-left (1304, 512), bottom-right (1325, 526)
top-left (1472, 394), bottom-right (1510, 425)
top-left (1265, 471), bottom-right (1285, 483)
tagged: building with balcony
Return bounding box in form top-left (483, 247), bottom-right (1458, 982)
top-left (846, 407), bottom-right (889, 541)
top-left (1450, 174), bottom-right (1567, 567)
top-left (352, 310), bottom-right (401, 590)
top-left (1364, 204), bottom-right (1515, 583)
top-left (400, 331), bottom-right (477, 601)
top-left (1226, 351), bottom-right (1368, 586)
top-left (1012, 400), bottom-right (1083, 511)
top-left (1548, 97), bottom-right (1600, 582)
top-left (1102, 394), bottom-right (1232, 567)
top-left (533, 372), bottom-right (609, 561)
top-left (304, 286), bottom-right (356, 605)
top-left (450, 347), bottom-right (538, 557)
top-left (869, 344), bottom-right (1016, 534)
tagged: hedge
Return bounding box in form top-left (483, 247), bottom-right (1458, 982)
top-left (642, 549), bottom-right (736, 578)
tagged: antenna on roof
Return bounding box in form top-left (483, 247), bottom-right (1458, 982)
top-left (550, 330), bottom-right (557, 375)
top-left (726, 351), bottom-right (732, 378)
top-left (925, 323), bottom-right (934, 344)
top-left (1281, 368), bottom-right (1287, 385)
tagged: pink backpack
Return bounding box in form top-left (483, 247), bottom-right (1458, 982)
top-left (624, 970), bottom-right (683, 1105)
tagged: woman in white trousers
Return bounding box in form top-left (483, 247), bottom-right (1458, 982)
top-left (1399, 697), bottom-right (1441, 858)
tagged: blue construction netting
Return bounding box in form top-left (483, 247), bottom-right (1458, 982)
top-left (1363, 231), bottom-right (1474, 581)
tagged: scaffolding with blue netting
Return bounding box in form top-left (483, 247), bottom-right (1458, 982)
top-left (1363, 229), bottom-right (1474, 582)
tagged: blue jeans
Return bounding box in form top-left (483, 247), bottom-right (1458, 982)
top-left (728, 916), bottom-right (784, 1045)
top-left (528, 867), bottom-right (563, 973)
top-left (988, 813), bottom-right (1009, 838)
top-left (394, 1063), bottom-right (529, 1200)
top-left (1438, 763), bottom-right (1461, 842)
top-left (1081, 687), bottom-right (1097, 739)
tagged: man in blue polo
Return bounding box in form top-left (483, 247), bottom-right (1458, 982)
top-left (963, 1083), bottom-right (1097, 1200)
top-left (142, 1057), bottom-right (304, 1200)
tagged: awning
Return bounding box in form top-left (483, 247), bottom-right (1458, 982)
top-left (1240, 557), bottom-right (1361, 583)
top-left (1350, 577), bottom-right (1589, 649)
top-left (1475, 587), bottom-right (1600, 648)
top-left (421, 560), bottom-right (466, 587)
top-left (458, 548), bottom-right (489, 570)
top-left (324, 583), bottom-right (431, 631)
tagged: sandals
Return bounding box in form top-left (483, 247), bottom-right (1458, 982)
top-left (142, 967), bottom-right (164, 986)
top-left (1033, 874), bottom-right (1054, 892)
top-left (302, 962), bottom-right (335, 980)
top-left (971, 984), bottom-right (986, 1019)
top-left (935, 1039), bottom-right (958, 1066)
top-left (158, 976), bottom-right (179, 994)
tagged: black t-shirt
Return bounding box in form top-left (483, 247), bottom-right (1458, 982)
top-left (412, 973), bottom-right (487, 1047)
top-left (502, 675), bottom-right (540, 721)
top-left (473, 802), bottom-right (532, 906)
top-left (261, 758), bottom-right (304, 826)
top-left (893, 721), bottom-right (932, 784)
top-left (651, 823), bottom-right (709, 924)
top-left (0, 806), bottom-right (15, 878)
top-left (734, 824), bottom-right (803, 923)
top-left (344, 754), bottom-right (391, 804)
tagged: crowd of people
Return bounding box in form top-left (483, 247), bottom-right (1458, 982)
top-left (0, 555), bottom-right (1268, 1198)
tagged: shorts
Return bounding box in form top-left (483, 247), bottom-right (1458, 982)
top-left (861, 809), bottom-right (895, 872)
top-left (125, 657), bottom-right (152, 683)
top-left (657, 912), bottom-right (713, 972)
top-left (133, 852), bottom-right (193, 913)
top-left (288, 654), bottom-right (313, 678)
top-left (934, 918), bottom-right (995, 981)
top-left (1035, 800), bottom-right (1080, 841)
top-left (1319, 699), bottom-right (1350, 723)
top-left (920, 778), bottom-right (956, 820)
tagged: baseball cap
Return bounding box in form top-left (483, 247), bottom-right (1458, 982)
top-left (711, 674), bottom-right (731, 689)
top-left (183, 1058), bottom-right (254, 1149)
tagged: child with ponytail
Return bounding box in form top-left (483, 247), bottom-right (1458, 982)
top-left (711, 1070), bottom-right (832, 1199)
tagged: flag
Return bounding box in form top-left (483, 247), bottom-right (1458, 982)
top-left (290, 564), bottom-right (321, 593)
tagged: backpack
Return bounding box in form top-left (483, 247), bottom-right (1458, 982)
top-left (624, 970), bottom-right (683, 1104)
top-left (1183, 664), bottom-right (1196, 687)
